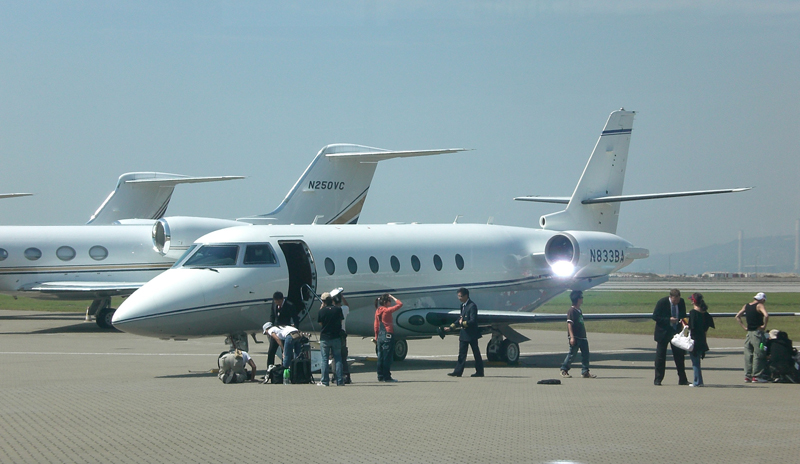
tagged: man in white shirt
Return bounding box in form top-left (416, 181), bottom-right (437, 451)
top-left (263, 322), bottom-right (302, 367)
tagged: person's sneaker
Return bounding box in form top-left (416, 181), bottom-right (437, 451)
top-left (753, 377), bottom-right (769, 383)
top-left (560, 370), bottom-right (572, 378)
top-left (316, 382), bottom-right (328, 387)
top-left (581, 371), bottom-right (597, 379)
top-left (383, 378), bottom-right (399, 382)
top-left (745, 376), bottom-right (753, 383)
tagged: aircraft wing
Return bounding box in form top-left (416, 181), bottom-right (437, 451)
top-left (426, 309), bottom-right (798, 327)
top-left (324, 148), bottom-right (467, 162)
top-left (22, 281), bottom-right (145, 298)
top-left (88, 173), bottom-right (244, 224)
top-left (0, 193), bottom-right (33, 199)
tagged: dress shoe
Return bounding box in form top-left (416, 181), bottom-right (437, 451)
top-left (470, 373), bottom-right (484, 377)
top-left (447, 372), bottom-right (461, 377)
top-left (654, 380), bottom-right (662, 386)
top-left (678, 380), bottom-right (690, 386)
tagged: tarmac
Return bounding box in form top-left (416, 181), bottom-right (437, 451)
top-left (1, 309), bottom-right (798, 464)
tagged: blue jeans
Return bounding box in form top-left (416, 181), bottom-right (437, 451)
top-left (561, 338), bottom-right (590, 374)
top-left (320, 338), bottom-right (343, 386)
top-left (689, 351), bottom-right (703, 386)
top-left (282, 336), bottom-right (301, 367)
top-left (376, 332), bottom-right (395, 381)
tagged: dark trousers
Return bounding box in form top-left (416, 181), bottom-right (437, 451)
top-left (655, 339), bottom-right (687, 384)
top-left (376, 332), bottom-right (395, 381)
top-left (341, 333), bottom-right (350, 376)
top-left (453, 339), bottom-right (484, 376)
top-left (267, 337), bottom-right (280, 366)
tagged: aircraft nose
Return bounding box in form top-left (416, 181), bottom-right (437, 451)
top-left (112, 269), bottom-right (206, 337)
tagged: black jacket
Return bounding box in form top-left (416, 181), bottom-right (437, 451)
top-left (459, 299), bottom-right (481, 342)
top-left (270, 299), bottom-right (298, 327)
top-left (652, 296), bottom-right (686, 343)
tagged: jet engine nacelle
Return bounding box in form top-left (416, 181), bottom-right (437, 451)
top-left (152, 216), bottom-right (247, 257)
top-left (544, 231), bottom-right (648, 279)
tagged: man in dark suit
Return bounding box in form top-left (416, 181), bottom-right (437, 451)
top-left (266, 291), bottom-right (299, 367)
top-left (447, 287), bottom-right (484, 378)
top-left (652, 289), bottom-right (689, 385)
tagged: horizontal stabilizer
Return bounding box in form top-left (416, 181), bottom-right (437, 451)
top-left (0, 193), bottom-right (33, 199)
top-left (581, 187), bottom-right (752, 204)
top-left (89, 172), bottom-right (244, 224)
top-left (325, 148), bottom-right (467, 162)
top-left (125, 175), bottom-right (245, 185)
top-left (513, 196), bottom-right (570, 204)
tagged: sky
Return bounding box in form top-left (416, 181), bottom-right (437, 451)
top-left (1, 1), bottom-right (798, 257)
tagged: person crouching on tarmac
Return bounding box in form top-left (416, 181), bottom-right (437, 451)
top-left (263, 322), bottom-right (302, 368)
top-left (218, 349), bottom-right (257, 383)
top-left (331, 287), bottom-right (352, 384)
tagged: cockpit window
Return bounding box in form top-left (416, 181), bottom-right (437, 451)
top-left (243, 244), bottom-right (277, 265)
top-left (171, 245), bottom-right (198, 269)
top-left (183, 245), bottom-right (239, 267)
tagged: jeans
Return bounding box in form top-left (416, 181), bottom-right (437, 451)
top-left (282, 336), bottom-right (301, 367)
top-left (744, 330), bottom-right (766, 379)
top-left (376, 331), bottom-right (396, 381)
top-left (689, 351), bottom-right (704, 386)
top-left (320, 338), bottom-right (344, 386)
top-left (561, 338), bottom-right (590, 374)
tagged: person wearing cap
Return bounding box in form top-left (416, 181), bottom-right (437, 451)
top-left (262, 322), bottom-right (302, 368)
top-left (317, 292), bottom-right (345, 386)
top-left (735, 292), bottom-right (769, 383)
top-left (559, 290), bottom-right (596, 379)
top-left (331, 288), bottom-right (352, 384)
top-left (266, 291), bottom-right (299, 368)
top-left (687, 293), bottom-right (715, 387)
top-left (652, 289), bottom-right (689, 386)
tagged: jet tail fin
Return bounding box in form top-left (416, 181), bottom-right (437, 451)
top-left (516, 109), bottom-right (749, 234)
top-left (240, 144), bottom-right (464, 225)
top-left (87, 173), bottom-right (244, 224)
top-left (535, 109), bottom-right (635, 233)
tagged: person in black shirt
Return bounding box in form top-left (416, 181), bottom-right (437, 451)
top-left (735, 292), bottom-right (769, 382)
top-left (559, 290), bottom-right (596, 379)
top-left (317, 292), bottom-right (344, 386)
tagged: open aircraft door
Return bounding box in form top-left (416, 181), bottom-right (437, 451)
top-left (278, 240), bottom-right (317, 326)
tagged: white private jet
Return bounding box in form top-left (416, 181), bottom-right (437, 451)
top-left (0, 145), bottom-right (462, 328)
top-left (112, 109), bottom-right (754, 362)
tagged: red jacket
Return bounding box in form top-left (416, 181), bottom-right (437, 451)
top-left (374, 299), bottom-right (403, 337)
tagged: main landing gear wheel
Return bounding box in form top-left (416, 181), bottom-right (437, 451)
top-left (96, 306), bottom-right (116, 329)
top-left (500, 339), bottom-right (520, 364)
top-left (486, 340), bottom-right (501, 362)
top-left (393, 338), bottom-right (408, 361)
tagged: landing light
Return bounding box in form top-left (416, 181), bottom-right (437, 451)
top-left (551, 261), bottom-right (575, 278)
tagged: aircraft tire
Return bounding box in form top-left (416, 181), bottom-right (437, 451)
top-left (500, 339), bottom-right (520, 365)
top-left (486, 341), bottom-right (501, 362)
top-left (96, 306), bottom-right (115, 330)
top-left (392, 338), bottom-right (408, 361)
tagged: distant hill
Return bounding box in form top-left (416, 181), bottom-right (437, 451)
top-left (625, 235), bottom-right (798, 275)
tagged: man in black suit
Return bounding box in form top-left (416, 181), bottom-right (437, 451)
top-left (266, 291), bottom-right (299, 367)
top-left (652, 289), bottom-right (689, 385)
top-left (447, 287), bottom-right (484, 378)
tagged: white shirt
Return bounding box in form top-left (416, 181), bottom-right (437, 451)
top-left (341, 305), bottom-right (349, 332)
top-left (267, 325), bottom-right (298, 340)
